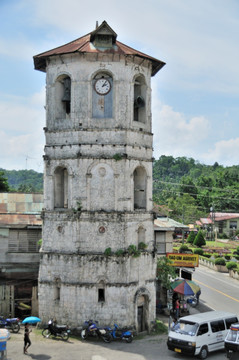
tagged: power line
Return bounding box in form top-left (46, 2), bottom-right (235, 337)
top-left (153, 179), bottom-right (238, 193)
top-left (153, 187), bottom-right (239, 202)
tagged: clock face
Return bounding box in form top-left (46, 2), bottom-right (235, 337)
top-left (94, 78), bottom-right (111, 95)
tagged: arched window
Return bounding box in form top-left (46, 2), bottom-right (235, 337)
top-left (54, 167), bottom-right (68, 208)
top-left (133, 167), bottom-right (147, 210)
top-left (55, 75), bottom-right (71, 119)
top-left (92, 73), bottom-right (113, 118)
top-left (133, 75), bottom-right (146, 123)
top-left (138, 226), bottom-right (146, 248)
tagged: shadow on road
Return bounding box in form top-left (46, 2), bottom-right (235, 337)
top-left (29, 354), bottom-right (51, 359)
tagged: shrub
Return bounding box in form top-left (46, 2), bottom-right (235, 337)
top-left (127, 245), bottom-right (140, 257)
top-left (113, 153), bottom-right (122, 161)
top-left (218, 232), bottom-right (228, 239)
top-left (151, 320), bottom-right (168, 335)
top-left (187, 231), bottom-right (196, 244)
top-left (226, 261), bottom-right (238, 270)
top-left (138, 242), bottom-right (147, 250)
top-left (225, 255), bottom-right (231, 261)
top-left (115, 249), bottom-right (124, 257)
top-left (193, 230), bottom-right (206, 248)
top-left (236, 246), bottom-right (239, 254)
top-left (215, 257), bottom-right (226, 266)
top-left (193, 248), bottom-right (204, 256)
top-left (104, 247), bottom-right (112, 256)
top-left (179, 244), bottom-right (190, 253)
top-left (203, 253), bottom-right (211, 258)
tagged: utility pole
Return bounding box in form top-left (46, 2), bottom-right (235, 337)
top-left (210, 206), bottom-right (215, 241)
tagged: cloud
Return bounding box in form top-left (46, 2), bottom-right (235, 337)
top-left (0, 89), bottom-right (45, 171)
top-left (202, 138), bottom-right (239, 166)
top-left (152, 97), bottom-right (210, 161)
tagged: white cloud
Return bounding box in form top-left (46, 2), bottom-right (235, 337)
top-left (202, 138), bottom-right (239, 166)
top-left (152, 97), bottom-right (210, 160)
top-left (0, 89), bottom-right (45, 171)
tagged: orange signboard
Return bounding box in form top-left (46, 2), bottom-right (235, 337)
top-left (166, 253), bottom-right (199, 267)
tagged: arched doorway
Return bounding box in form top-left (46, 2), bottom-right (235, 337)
top-left (134, 288), bottom-right (150, 333)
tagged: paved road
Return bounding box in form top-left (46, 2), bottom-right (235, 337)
top-left (193, 264), bottom-right (239, 316)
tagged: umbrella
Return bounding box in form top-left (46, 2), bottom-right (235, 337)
top-left (170, 279), bottom-right (200, 296)
top-left (22, 316), bottom-right (41, 325)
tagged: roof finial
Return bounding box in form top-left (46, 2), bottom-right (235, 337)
top-left (96, 21), bottom-right (98, 29)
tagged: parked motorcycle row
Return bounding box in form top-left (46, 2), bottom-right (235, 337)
top-left (0, 315), bottom-right (133, 343)
top-left (81, 320), bottom-right (133, 343)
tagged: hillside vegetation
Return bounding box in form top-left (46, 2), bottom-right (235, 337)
top-left (153, 156), bottom-right (239, 224)
top-left (0, 169), bottom-right (43, 193)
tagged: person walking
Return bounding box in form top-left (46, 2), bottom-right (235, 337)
top-left (23, 323), bottom-right (32, 354)
top-left (175, 298), bottom-right (180, 320)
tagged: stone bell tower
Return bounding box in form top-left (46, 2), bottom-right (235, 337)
top-left (34, 21), bottom-right (165, 331)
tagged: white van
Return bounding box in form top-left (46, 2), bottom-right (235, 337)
top-left (167, 311), bottom-right (238, 359)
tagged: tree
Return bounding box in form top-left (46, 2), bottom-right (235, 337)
top-left (0, 171), bottom-right (9, 192)
top-left (156, 256), bottom-right (177, 289)
top-left (167, 193), bottom-right (204, 225)
top-left (187, 231), bottom-right (196, 244)
top-left (193, 230), bottom-right (206, 248)
top-left (179, 175), bottom-right (198, 199)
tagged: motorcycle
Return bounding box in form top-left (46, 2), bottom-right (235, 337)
top-left (81, 320), bottom-right (112, 343)
top-left (42, 319), bottom-right (70, 341)
top-left (0, 316), bottom-right (20, 333)
top-left (108, 324), bottom-right (133, 343)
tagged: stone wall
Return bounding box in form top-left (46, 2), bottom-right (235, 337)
top-left (39, 253), bottom-right (156, 328)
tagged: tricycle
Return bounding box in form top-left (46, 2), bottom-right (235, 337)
top-left (225, 322), bottom-right (239, 359)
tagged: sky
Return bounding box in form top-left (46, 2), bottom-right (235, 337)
top-left (0, 0), bottom-right (239, 172)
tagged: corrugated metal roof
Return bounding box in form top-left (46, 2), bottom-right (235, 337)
top-left (0, 214), bottom-right (42, 227)
top-left (34, 21), bottom-right (165, 76)
top-left (213, 212), bottom-right (239, 221)
top-left (0, 193), bottom-right (43, 227)
top-left (0, 193), bottom-right (43, 214)
top-left (154, 217), bottom-right (188, 231)
top-left (199, 217), bottom-right (212, 225)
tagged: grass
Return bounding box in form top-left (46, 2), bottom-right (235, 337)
top-left (173, 239), bottom-right (238, 253)
top-left (150, 320), bottom-right (168, 335)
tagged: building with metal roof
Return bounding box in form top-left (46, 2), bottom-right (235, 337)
top-left (0, 193), bottom-right (43, 318)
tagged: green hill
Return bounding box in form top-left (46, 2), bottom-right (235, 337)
top-left (0, 169), bottom-right (43, 193)
top-left (153, 156), bottom-right (239, 224)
